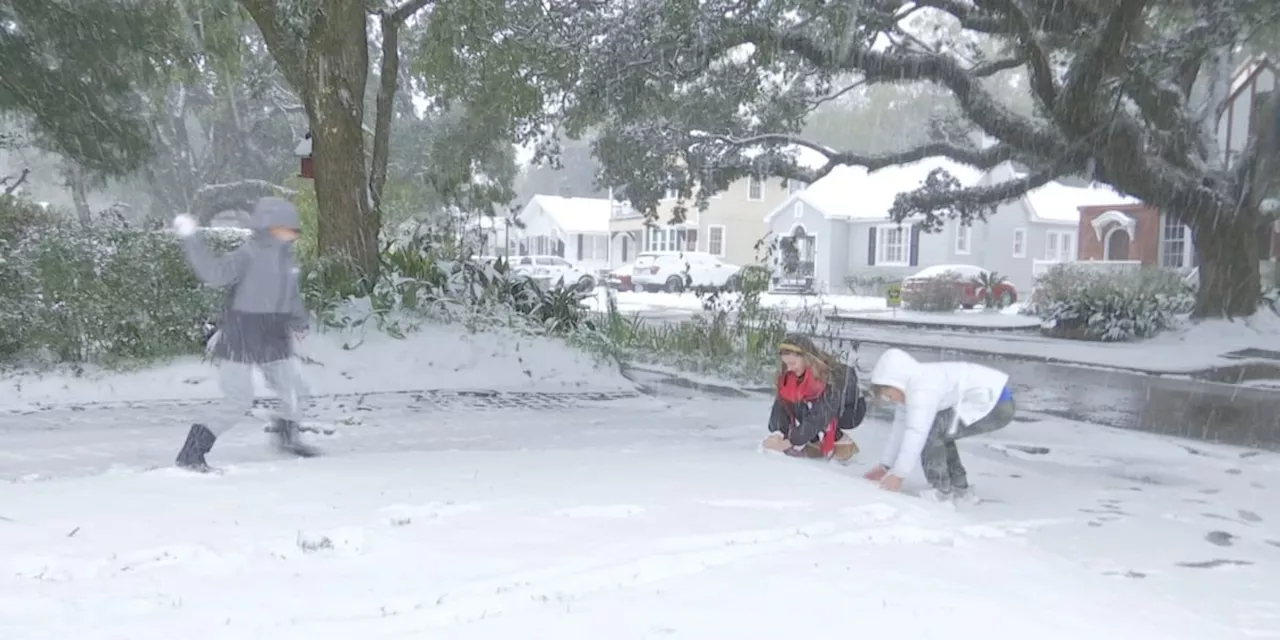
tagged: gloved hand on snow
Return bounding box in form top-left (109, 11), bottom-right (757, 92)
top-left (172, 214), bottom-right (199, 238)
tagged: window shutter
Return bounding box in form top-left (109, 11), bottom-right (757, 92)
top-left (909, 226), bottom-right (921, 266)
top-left (577, 235), bottom-right (584, 260)
top-left (556, 239), bottom-right (565, 257)
top-left (688, 228), bottom-right (698, 251)
top-left (868, 228), bottom-right (877, 265)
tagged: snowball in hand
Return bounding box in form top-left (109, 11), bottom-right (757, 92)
top-left (172, 214), bottom-right (198, 237)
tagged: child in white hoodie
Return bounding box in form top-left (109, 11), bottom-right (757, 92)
top-left (864, 348), bottom-right (1016, 501)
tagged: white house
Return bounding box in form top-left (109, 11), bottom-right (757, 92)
top-left (761, 159), bottom-right (982, 293)
top-left (514, 195), bottom-right (613, 272)
top-left (763, 159), bottom-right (1139, 293)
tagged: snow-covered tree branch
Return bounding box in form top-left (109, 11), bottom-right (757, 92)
top-left (427, 0), bottom-right (1280, 317)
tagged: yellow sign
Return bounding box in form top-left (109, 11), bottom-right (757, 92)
top-left (886, 285), bottom-right (902, 308)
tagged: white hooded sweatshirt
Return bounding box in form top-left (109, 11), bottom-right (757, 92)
top-left (869, 348), bottom-right (1010, 476)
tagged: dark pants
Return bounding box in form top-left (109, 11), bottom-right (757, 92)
top-left (921, 397), bottom-right (1016, 493)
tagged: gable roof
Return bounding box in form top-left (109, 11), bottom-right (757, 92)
top-left (991, 163), bottom-right (1139, 225)
top-left (520, 195), bottom-right (612, 234)
top-left (1021, 180), bottom-right (1140, 225)
top-left (763, 158), bottom-right (983, 224)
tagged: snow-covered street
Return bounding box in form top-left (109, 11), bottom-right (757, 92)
top-left (1, 378), bottom-right (1277, 638)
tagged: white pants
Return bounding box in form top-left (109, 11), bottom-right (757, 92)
top-left (204, 360), bottom-right (309, 437)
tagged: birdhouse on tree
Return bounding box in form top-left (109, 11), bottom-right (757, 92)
top-left (295, 132), bottom-right (313, 179)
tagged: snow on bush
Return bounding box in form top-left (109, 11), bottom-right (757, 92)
top-left (901, 272), bottom-right (964, 311)
top-left (0, 203), bottom-right (237, 367)
top-left (0, 198), bottom-right (591, 370)
top-left (1021, 264), bottom-right (1194, 341)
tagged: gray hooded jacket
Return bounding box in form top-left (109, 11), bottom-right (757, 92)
top-left (182, 197), bottom-right (309, 363)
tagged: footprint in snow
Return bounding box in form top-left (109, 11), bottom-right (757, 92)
top-left (1204, 531), bottom-right (1236, 547)
top-left (1175, 559), bottom-right (1253, 569)
top-left (1239, 509), bottom-right (1263, 523)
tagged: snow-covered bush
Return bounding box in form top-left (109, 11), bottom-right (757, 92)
top-left (302, 231), bottom-right (592, 339)
top-left (1022, 264), bottom-right (1194, 341)
top-left (844, 273), bottom-right (902, 297)
top-left (901, 272), bottom-right (964, 311)
top-left (0, 206), bottom-right (242, 367)
top-left (1, 199), bottom-right (591, 369)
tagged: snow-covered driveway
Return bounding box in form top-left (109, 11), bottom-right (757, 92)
top-left (0, 390), bottom-right (1276, 638)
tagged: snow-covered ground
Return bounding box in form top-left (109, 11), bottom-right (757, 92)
top-left (0, 323), bottom-right (630, 411)
top-left (1, 367), bottom-right (1277, 637)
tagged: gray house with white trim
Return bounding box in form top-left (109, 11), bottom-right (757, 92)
top-left (763, 160), bottom-right (1140, 293)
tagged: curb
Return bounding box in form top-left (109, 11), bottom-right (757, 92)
top-left (826, 314), bottom-right (1041, 334)
top-left (620, 363), bottom-right (772, 398)
top-left (812, 333), bottom-right (1188, 377)
top-left (0, 387), bottom-right (642, 416)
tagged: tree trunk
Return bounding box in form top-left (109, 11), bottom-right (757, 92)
top-left (1191, 215), bottom-right (1261, 318)
top-left (64, 164), bottom-right (91, 224)
top-left (301, 3), bottom-right (378, 278)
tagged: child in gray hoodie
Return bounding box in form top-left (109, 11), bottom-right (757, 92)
top-left (171, 197), bottom-right (318, 471)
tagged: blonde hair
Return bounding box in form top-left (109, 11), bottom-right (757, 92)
top-left (776, 349), bottom-right (842, 392)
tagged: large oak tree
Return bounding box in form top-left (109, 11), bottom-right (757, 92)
top-left (428, 0), bottom-right (1280, 318)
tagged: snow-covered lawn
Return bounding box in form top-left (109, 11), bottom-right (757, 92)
top-left (1, 394), bottom-right (1274, 638)
top-left (835, 311), bottom-right (1280, 374)
top-left (589, 289), bottom-right (886, 316)
top-left (0, 323), bottom-right (630, 411)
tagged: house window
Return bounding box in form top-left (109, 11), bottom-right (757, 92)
top-left (1012, 228), bottom-right (1026, 258)
top-left (955, 223), bottom-right (971, 255)
top-left (748, 176), bottom-right (763, 201)
top-left (708, 225), bottom-right (726, 257)
top-left (644, 227), bottom-right (697, 252)
top-left (530, 235), bottom-right (555, 255)
top-left (787, 179), bottom-right (807, 194)
top-left (663, 185), bottom-right (679, 200)
top-left (875, 225), bottom-right (910, 266)
top-left (1160, 214), bottom-right (1193, 268)
top-left (793, 201), bottom-right (804, 218)
top-left (1044, 230), bottom-right (1075, 262)
top-left (581, 234), bottom-right (609, 261)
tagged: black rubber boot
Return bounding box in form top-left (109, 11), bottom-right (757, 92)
top-left (272, 418), bottom-right (320, 458)
top-left (175, 423), bottom-right (217, 472)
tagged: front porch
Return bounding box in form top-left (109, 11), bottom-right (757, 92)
top-left (772, 225), bottom-right (817, 294)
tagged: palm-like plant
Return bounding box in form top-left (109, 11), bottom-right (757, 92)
top-left (972, 271), bottom-right (1010, 310)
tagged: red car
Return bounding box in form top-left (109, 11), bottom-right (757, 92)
top-left (901, 265), bottom-right (1018, 309)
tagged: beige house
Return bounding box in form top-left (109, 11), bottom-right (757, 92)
top-left (608, 176), bottom-right (806, 268)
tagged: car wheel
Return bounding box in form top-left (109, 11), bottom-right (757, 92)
top-left (577, 275), bottom-right (595, 291)
top-left (664, 276), bottom-right (685, 293)
top-left (960, 303), bottom-right (975, 310)
top-left (999, 290), bottom-right (1015, 307)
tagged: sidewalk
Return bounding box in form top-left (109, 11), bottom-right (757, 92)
top-left (809, 314), bottom-right (1280, 377)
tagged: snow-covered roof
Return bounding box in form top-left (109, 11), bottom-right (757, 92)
top-left (765, 158), bottom-right (983, 224)
top-left (520, 195), bottom-right (611, 235)
top-left (1020, 180), bottom-right (1139, 225)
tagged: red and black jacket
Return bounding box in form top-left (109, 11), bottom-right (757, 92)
top-left (768, 365), bottom-right (866, 447)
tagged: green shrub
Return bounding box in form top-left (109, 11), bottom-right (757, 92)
top-left (0, 207), bottom-right (244, 367)
top-left (844, 273), bottom-right (903, 297)
top-left (1022, 264), bottom-right (1194, 341)
top-left (901, 272), bottom-right (964, 311)
top-left (0, 199), bottom-right (592, 370)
